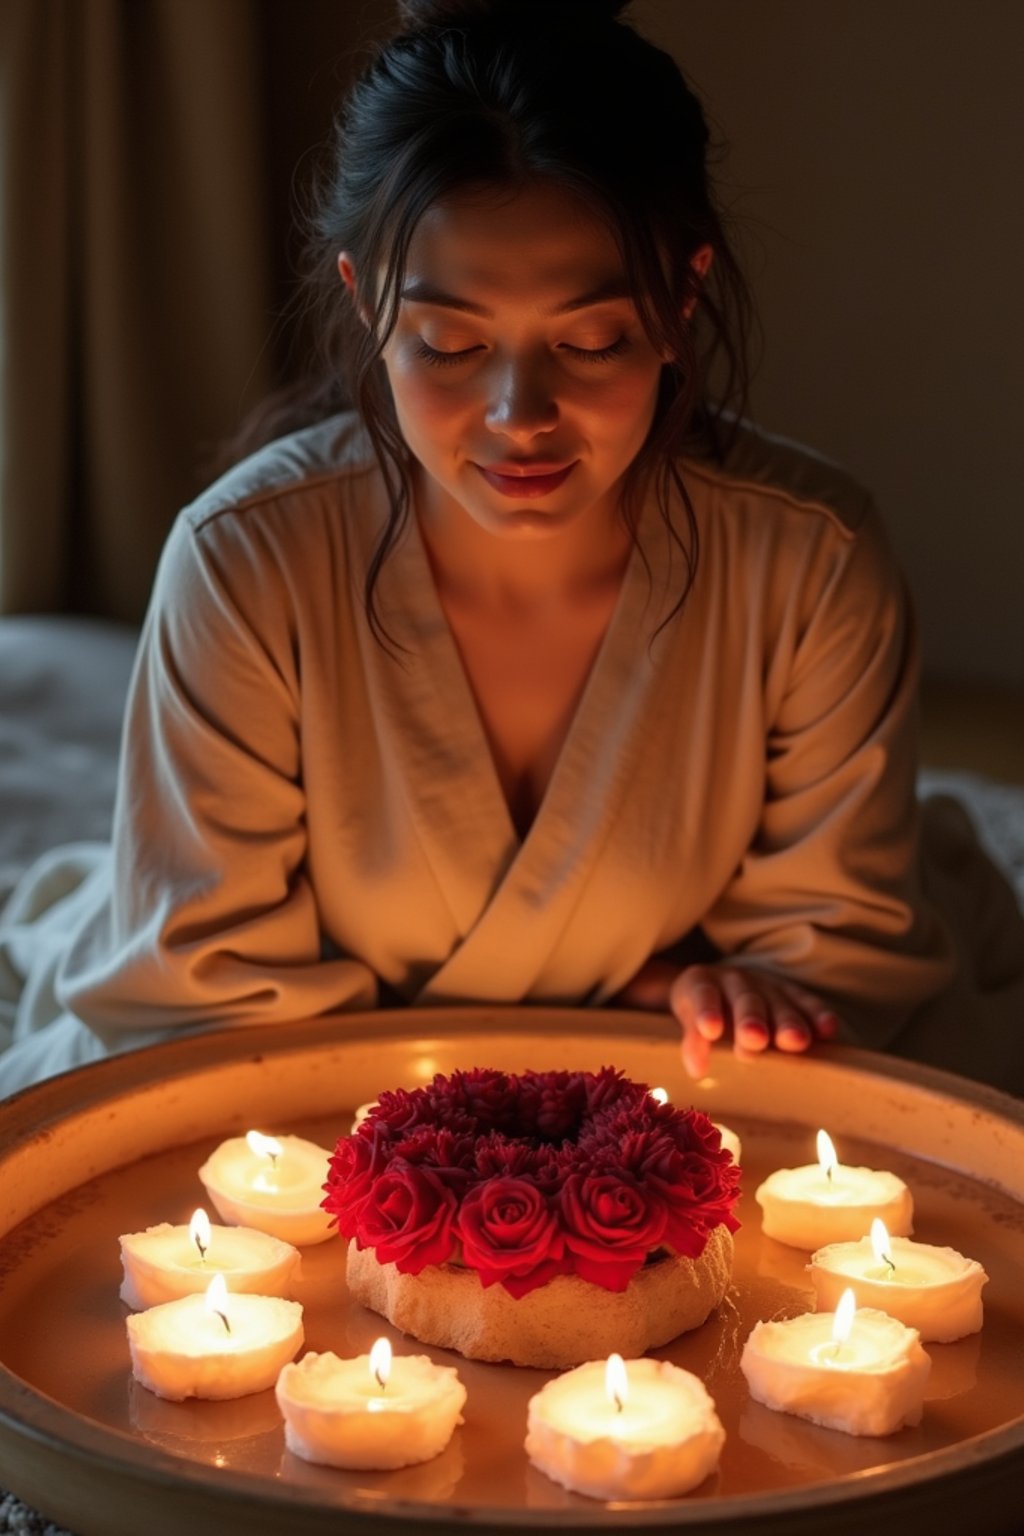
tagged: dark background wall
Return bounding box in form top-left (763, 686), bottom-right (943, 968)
top-left (635, 0), bottom-right (1023, 686)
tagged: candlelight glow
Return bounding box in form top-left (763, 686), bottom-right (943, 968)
top-left (605, 1352), bottom-right (628, 1412)
top-left (816, 1129), bottom-right (839, 1180)
top-left (870, 1218), bottom-right (895, 1270)
top-left (649, 1086), bottom-right (669, 1106)
top-left (832, 1287), bottom-right (857, 1346)
top-left (204, 1273), bottom-right (231, 1333)
top-left (369, 1336), bottom-right (392, 1390)
top-left (246, 1129), bottom-right (283, 1164)
top-left (189, 1207), bottom-right (211, 1260)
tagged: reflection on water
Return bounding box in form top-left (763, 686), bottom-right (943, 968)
top-left (739, 1399), bottom-right (906, 1481)
top-left (924, 1333), bottom-right (980, 1401)
top-left (279, 1430), bottom-right (465, 1502)
top-left (129, 1376), bottom-right (283, 1466)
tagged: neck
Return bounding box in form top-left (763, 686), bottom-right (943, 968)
top-left (414, 469), bottom-right (633, 613)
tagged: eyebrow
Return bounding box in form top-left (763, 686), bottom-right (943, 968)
top-left (398, 277), bottom-right (633, 316)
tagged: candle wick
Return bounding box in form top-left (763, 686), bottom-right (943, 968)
top-left (195, 1238), bottom-right (207, 1263)
top-left (613, 1392), bottom-right (624, 1414)
top-left (375, 1369), bottom-right (387, 1392)
top-left (269, 1153), bottom-right (278, 1171)
top-left (883, 1254), bottom-right (895, 1275)
top-left (214, 1308), bottom-right (231, 1335)
top-left (830, 1341), bottom-right (841, 1360)
top-left (825, 1165), bottom-right (833, 1184)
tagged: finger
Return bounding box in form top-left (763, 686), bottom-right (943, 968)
top-left (773, 979), bottom-right (842, 1040)
top-left (669, 972), bottom-right (723, 1078)
top-left (718, 977), bottom-right (770, 1053)
top-left (672, 967), bottom-right (726, 1040)
top-left (812, 1009), bottom-right (842, 1039)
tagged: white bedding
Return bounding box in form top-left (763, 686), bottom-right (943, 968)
top-left (1, 615), bottom-right (1022, 921)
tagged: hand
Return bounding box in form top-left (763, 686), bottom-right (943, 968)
top-left (616, 959), bottom-right (841, 1079)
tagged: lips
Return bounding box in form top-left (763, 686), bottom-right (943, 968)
top-left (474, 461), bottom-right (578, 499)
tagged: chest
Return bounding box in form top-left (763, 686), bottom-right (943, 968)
top-left (441, 598), bottom-right (616, 836)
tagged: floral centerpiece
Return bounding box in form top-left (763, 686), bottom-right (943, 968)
top-left (323, 1067), bottom-right (740, 1302)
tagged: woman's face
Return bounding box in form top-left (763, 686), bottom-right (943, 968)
top-left (346, 181), bottom-right (673, 543)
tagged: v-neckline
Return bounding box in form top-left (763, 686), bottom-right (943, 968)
top-left (398, 504), bottom-right (647, 854)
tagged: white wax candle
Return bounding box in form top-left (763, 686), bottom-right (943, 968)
top-left (119, 1217), bottom-right (301, 1309)
top-left (741, 1300), bottom-right (930, 1436)
top-left (525, 1356), bottom-right (725, 1500)
top-left (809, 1229), bottom-right (987, 1342)
top-left (755, 1131), bottom-right (912, 1249)
top-left (198, 1132), bottom-right (335, 1246)
top-left (126, 1280), bottom-right (304, 1401)
top-left (714, 1121), bottom-right (742, 1165)
top-left (276, 1342), bottom-right (467, 1470)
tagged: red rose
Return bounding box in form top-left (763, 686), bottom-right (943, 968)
top-left (457, 1176), bottom-right (568, 1296)
top-left (452, 1068), bottom-right (521, 1130)
top-left (656, 1153), bottom-right (741, 1255)
top-left (321, 1128), bottom-right (391, 1238)
top-left (584, 1065), bottom-right (631, 1114)
top-left (559, 1172), bottom-right (668, 1291)
top-left (356, 1161), bottom-right (457, 1273)
top-left (366, 1087), bottom-right (424, 1135)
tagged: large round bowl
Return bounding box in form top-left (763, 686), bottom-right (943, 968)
top-left (0, 1007), bottom-right (1021, 1536)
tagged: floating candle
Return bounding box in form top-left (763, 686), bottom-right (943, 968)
top-left (525, 1355), bottom-right (725, 1500)
top-left (276, 1338), bottom-right (466, 1470)
top-left (809, 1219), bottom-right (987, 1342)
top-left (126, 1273), bottom-right (304, 1401)
top-left (119, 1209), bottom-right (301, 1309)
top-left (741, 1289), bottom-right (930, 1436)
top-left (754, 1129), bottom-right (913, 1249)
top-left (198, 1132), bottom-right (334, 1246)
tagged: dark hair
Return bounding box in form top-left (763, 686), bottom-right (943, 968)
top-left (260, 0), bottom-right (753, 645)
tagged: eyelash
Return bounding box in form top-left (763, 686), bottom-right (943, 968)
top-left (413, 338), bottom-right (631, 368)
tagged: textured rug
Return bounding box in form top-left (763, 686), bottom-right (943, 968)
top-left (0, 1491), bottom-right (72, 1535)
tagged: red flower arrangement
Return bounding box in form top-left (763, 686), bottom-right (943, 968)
top-left (322, 1067), bottom-right (741, 1299)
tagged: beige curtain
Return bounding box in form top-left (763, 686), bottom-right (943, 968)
top-left (0, 0), bottom-right (389, 624)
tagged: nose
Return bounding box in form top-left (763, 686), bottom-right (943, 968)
top-left (483, 353), bottom-right (559, 441)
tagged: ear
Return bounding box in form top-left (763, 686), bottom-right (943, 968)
top-left (683, 242), bottom-right (713, 319)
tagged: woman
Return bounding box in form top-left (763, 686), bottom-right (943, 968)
top-left (0, 0), bottom-right (1021, 1095)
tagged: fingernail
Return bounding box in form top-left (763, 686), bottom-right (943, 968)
top-left (816, 1012), bottom-right (841, 1038)
top-left (697, 1011), bottom-right (723, 1040)
top-left (739, 1021), bottom-right (769, 1049)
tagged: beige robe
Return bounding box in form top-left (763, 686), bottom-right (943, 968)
top-left (2, 414), bottom-right (1021, 1094)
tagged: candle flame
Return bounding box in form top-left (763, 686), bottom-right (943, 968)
top-left (246, 1129), bottom-right (283, 1166)
top-left (369, 1336), bottom-right (392, 1390)
top-left (204, 1273), bottom-right (231, 1334)
top-left (189, 1207), bottom-right (211, 1261)
top-left (870, 1218), bottom-right (895, 1273)
top-left (605, 1352), bottom-right (628, 1413)
top-left (649, 1086), bottom-right (669, 1106)
top-left (816, 1129), bottom-right (838, 1182)
top-left (832, 1288), bottom-right (857, 1347)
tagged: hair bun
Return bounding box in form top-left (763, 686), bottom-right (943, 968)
top-left (397, 0), bottom-right (630, 31)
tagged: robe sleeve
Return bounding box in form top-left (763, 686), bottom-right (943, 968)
top-left (55, 506), bottom-right (378, 1044)
top-left (700, 501), bottom-right (956, 1047)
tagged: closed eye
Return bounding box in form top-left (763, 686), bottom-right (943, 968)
top-left (413, 340), bottom-right (482, 368)
top-left (413, 338), bottom-right (632, 368)
top-left (561, 338), bottom-right (631, 364)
